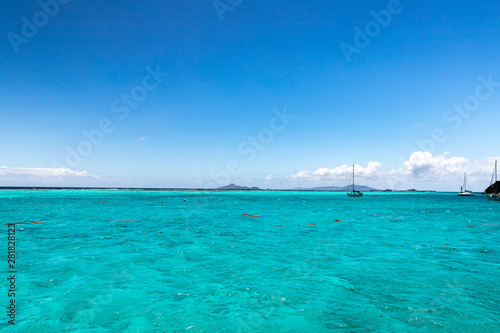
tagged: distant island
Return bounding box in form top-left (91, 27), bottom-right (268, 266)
top-left (212, 184), bottom-right (436, 192)
top-left (215, 183), bottom-right (262, 191)
top-left (293, 185), bottom-right (379, 192)
top-left (212, 184), bottom-right (381, 191)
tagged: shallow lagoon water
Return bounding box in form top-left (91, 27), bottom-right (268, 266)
top-left (1, 190), bottom-right (499, 332)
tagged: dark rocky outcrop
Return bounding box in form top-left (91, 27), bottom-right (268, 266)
top-left (482, 181), bottom-right (500, 194)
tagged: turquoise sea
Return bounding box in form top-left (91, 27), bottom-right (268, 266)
top-left (1, 190), bottom-right (499, 332)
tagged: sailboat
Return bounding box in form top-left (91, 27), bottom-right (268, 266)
top-left (458, 173), bottom-right (474, 196)
top-left (488, 160), bottom-right (500, 201)
top-left (347, 164), bottom-right (363, 197)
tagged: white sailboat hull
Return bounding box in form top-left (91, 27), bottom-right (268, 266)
top-left (458, 173), bottom-right (474, 196)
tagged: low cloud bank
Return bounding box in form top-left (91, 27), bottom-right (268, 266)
top-left (289, 152), bottom-right (499, 191)
top-left (0, 166), bottom-right (97, 186)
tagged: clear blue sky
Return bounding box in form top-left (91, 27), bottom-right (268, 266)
top-left (1, 0), bottom-right (499, 190)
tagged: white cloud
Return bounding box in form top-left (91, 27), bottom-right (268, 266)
top-left (0, 166), bottom-right (99, 186)
top-left (0, 166), bottom-right (89, 178)
top-left (289, 161), bottom-right (382, 181)
top-left (264, 174), bottom-right (272, 181)
top-left (288, 152), bottom-right (499, 191)
top-left (135, 137), bottom-right (147, 142)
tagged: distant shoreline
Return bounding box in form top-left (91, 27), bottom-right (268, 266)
top-left (0, 186), bottom-right (446, 193)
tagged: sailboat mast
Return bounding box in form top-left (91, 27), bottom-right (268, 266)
top-left (352, 165), bottom-right (355, 192)
top-left (496, 161), bottom-right (498, 194)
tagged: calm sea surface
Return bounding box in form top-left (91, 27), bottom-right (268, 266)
top-left (0, 190), bottom-right (499, 332)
